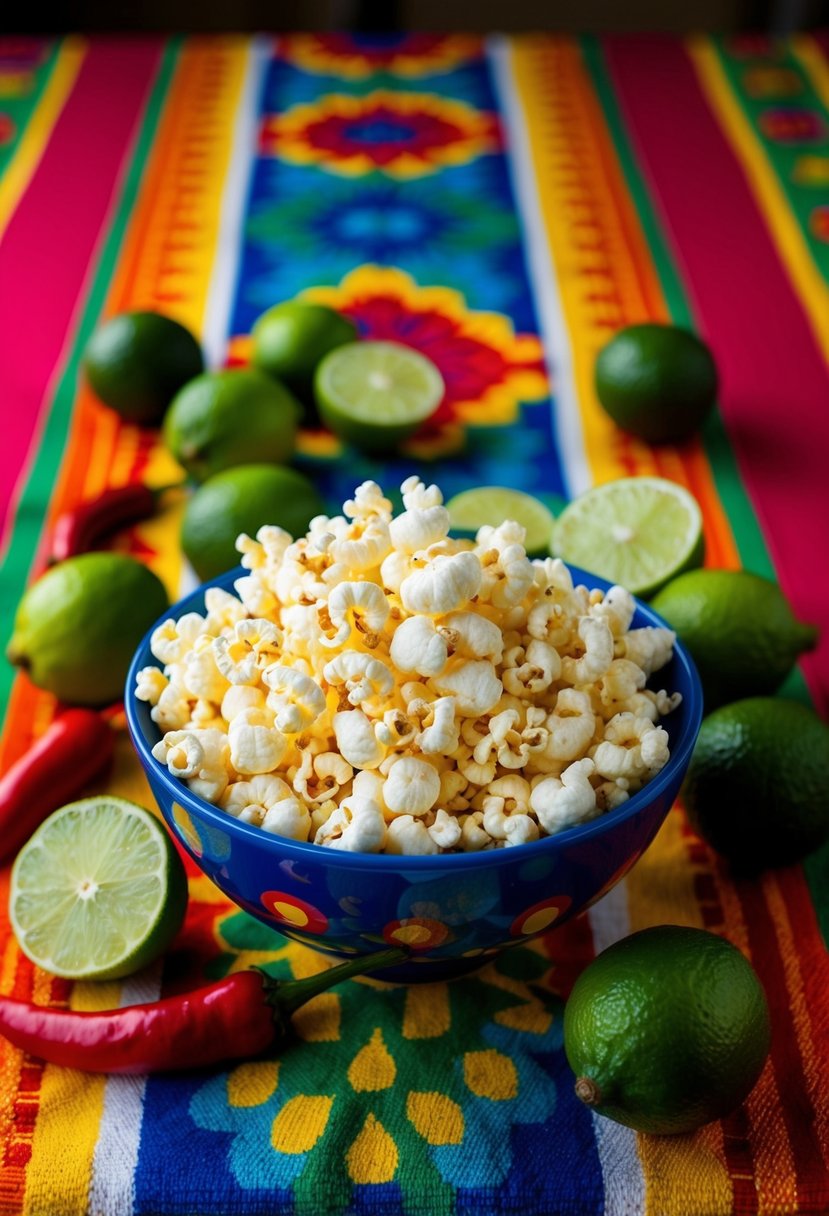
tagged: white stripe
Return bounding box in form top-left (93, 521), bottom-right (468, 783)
top-left (586, 877), bottom-right (633, 954)
top-left (200, 35), bottom-right (271, 371)
top-left (487, 37), bottom-right (593, 500)
top-left (587, 882), bottom-right (648, 1216)
top-left (87, 967), bottom-right (163, 1216)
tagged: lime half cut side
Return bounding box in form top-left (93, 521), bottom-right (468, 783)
top-left (446, 486), bottom-right (557, 557)
top-left (314, 340), bottom-right (444, 453)
top-left (9, 797), bottom-right (188, 982)
top-left (551, 476), bottom-right (704, 598)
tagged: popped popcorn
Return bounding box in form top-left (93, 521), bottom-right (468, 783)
top-left (143, 478), bottom-right (681, 854)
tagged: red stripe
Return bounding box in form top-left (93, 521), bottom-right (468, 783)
top-left (604, 36), bottom-right (829, 718)
top-left (0, 38), bottom-right (162, 549)
top-left (734, 874), bottom-right (827, 1209)
top-left (774, 865), bottom-right (829, 1159)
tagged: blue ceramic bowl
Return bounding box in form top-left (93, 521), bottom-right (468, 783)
top-left (126, 566), bottom-right (702, 983)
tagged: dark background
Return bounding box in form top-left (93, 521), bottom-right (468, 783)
top-left (5, 0), bottom-right (829, 34)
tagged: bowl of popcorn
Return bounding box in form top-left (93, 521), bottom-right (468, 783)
top-left (126, 477), bottom-right (703, 982)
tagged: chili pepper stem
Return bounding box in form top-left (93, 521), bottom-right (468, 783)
top-left (265, 948), bottom-right (408, 1017)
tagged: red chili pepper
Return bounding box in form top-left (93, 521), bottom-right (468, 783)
top-left (49, 483), bottom-right (178, 564)
top-left (0, 710), bottom-right (114, 865)
top-left (0, 949), bottom-right (405, 1074)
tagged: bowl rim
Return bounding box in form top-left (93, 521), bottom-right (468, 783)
top-left (125, 564), bottom-right (703, 871)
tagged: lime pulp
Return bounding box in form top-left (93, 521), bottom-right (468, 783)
top-left (446, 486), bottom-right (557, 557)
top-left (551, 476), bottom-right (704, 597)
top-left (9, 797), bottom-right (188, 981)
top-left (314, 340), bottom-right (444, 453)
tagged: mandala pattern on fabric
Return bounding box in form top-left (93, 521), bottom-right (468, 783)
top-left (189, 911), bottom-right (560, 1211)
top-left (279, 33), bottom-right (482, 80)
top-left (243, 171), bottom-right (520, 308)
top-left (260, 90), bottom-right (501, 178)
top-left (758, 106), bottom-right (826, 142)
top-left (0, 37), bottom-right (47, 96)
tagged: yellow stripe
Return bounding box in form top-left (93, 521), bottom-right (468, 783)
top-left (23, 996), bottom-right (108, 1216)
top-left (689, 38), bottom-right (829, 367)
top-left (625, 811), bottom-right (734, 1215)
top-left (510, 38), bottom-right (664, 487)
top-left (0, 40), bottom-right (86, 242)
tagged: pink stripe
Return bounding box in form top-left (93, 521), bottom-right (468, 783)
top-left (0, 38), bottom-right (162, 546)
top-left (605, 36), bottom-right (829, 716)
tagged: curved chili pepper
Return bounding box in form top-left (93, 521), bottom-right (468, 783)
top-left (0, 710), bottom-right (114, 865)
top-left (0, 949), bottom-right (405, 1074)
top-left (49, 482), bottom-right (179, 564)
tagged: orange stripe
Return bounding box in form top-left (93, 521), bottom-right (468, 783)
top-left (511, 38), bottom-right (741, 576)
top-left (693, 834), bottom-right (799, 1214)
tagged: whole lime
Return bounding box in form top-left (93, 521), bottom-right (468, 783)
top-left (682, 697), bottom-right (829, 872)
top-left (650, 568), bottom-right (817, 708)
top-left (595, 323), bottom-right (718, 444)
top-left (181, 464), bottom-right (325, 581)
top-left (251, 301), bottom-right (358, 404)
top-left (564, 925), bottom-right (770, 1135)
top-left (83, 311), bottom-right (204, 426)
top-left (7, 553), bottom-right (169, 705)
top-left (163, 369), bottom-right (301, 483)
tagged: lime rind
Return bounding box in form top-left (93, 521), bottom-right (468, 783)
top-left (9, 797), bottom-right (187, 981)
top-left (551, 476), bottom-right (704, 597)
top-left (446, 486), bottom-right (557, 557)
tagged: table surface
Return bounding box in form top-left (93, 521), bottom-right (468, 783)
top-left (1, 30), bottom-right (828, 1216)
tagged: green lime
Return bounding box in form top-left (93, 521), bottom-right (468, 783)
top-left (682, 697), bottom-right (829, 872)
top-left (314, 340), bottom-right (444, 454)
top-left (6, 553), bottom-right (169, 706)
top-left (83, 311), bottom-right (204, 426)
top-left (163, 369), bottom-right (301, 484)
top-left (251, 300), bottom-right (358, 404)
top-left (9, 796), bottom-right (188, 981)
top-left (551, 476), bottom-right (704, 597)
top-left (446, 486), bottom-right (558, 557)
top-left (650, 569), bottom-right (817, 708)
top-left (595, 323), bottom-right (718, 444)
top-left (564, 925), bottom-right (770, 1135)
top-left (181, 463), bottom-right (325, 582)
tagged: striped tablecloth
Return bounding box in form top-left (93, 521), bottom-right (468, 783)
top-left (1, 31), bottom-right (828, 1216)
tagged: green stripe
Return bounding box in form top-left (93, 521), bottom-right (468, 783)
top-left (0, 41), bottom-right (62, 182)
top-left (581, 36), bottom-right (828, 933)
top-left (0, 41), bottom-right (181, 730)
top-left (716, 36), bottom-right (829, 284)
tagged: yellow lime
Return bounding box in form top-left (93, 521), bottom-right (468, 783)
top-left (551, 476), bottom-right (704, 597)
top-left (446, 486), bottom-right (560, 557)
top-left (6, 553), bottom-right (169, 706)
top-left (83, 311), bottom-right (204, 426)
top-left (181, 463), bottom-right (325, 582)
top-left (650, 569), bottom-right (817, 708)
top-left (683, 697), bottom-right (829, 871)
top-left (163, 369), bottom-right (301, 484)
top-left (595, 323), bottom-right (718, 444)
top-left (564, 925), bottom-right (770, 1135)
top-left (10, 797), bottom-right (188, 981)
top-left (314, 340), bottom-right (444, 454)
top-left (251, 300), bottom-right (358, 406)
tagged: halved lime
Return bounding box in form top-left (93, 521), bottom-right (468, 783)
top-left (9, 797), bottom-right (188, 981)
top-left (446, 486), bottom-right (558, 557)
top-left (314, 340), bottom-right (444, 454)
top-left (551, 476), bottom-right (704, 597)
